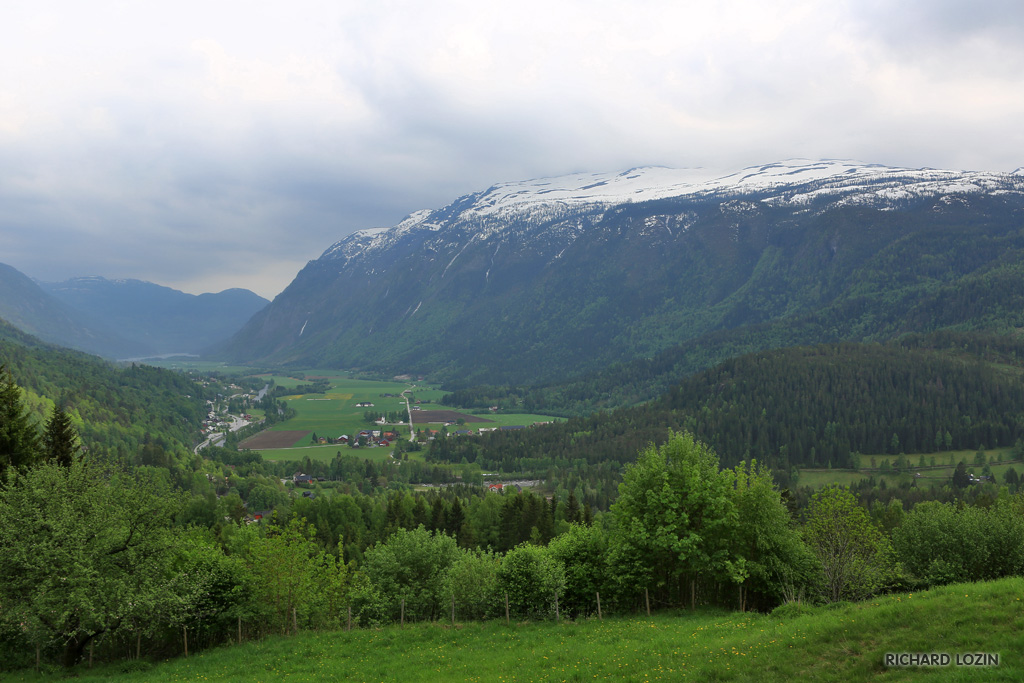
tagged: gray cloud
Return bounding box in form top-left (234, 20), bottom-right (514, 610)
top-left (2, 1), bottom-right (1023, 298)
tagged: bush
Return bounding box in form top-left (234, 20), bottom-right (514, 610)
top-left (496, 543), bottom-right (566, 620)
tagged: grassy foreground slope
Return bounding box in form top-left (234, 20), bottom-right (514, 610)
top-left (13, 578), bottom-right (1022, 682)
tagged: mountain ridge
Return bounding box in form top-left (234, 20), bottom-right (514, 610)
top-left (0, 265), bottom-right (268, 359)
top-left (39, 275), bottom-right (269, 358)
top-left (320, 159), bottom-right (1024, 264)
top-left (215, 159), bottom-right (1024, 389)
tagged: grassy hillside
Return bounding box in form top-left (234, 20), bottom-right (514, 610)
top-left (13, 577), bottom-right (1022, 682)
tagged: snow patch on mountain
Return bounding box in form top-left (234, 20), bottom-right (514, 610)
top-left (318, 159), bottom-right (1024, 263)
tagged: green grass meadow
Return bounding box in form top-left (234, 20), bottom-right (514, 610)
top-left (234, 371), bottom-right (563, 461)
top-left (264, 375), bottom-right (415, 444)
top-left (261, 444), bottom-right (403, 464)
top-left (140, 360), bottom-right (266, 374)
top-left (798, 447), bottom-right (1021, 491)
top-left (14, 577), bottom-right (1023, 682)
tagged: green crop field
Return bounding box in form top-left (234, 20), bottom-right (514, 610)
top-left (471, 413), bottom-right (563, 427)
top-left (12, 577), bottom-right (1022, 682)
top-left (141, 359), bottom-right (270, 374)
top-left (239, 372), bottom-right (564, 456)
top-left (798, 453), bottom-right (1023, 491)
top-left (262, 444), bottom-right (410, 464)
top-left (260, 376), bottom-right (418, 445)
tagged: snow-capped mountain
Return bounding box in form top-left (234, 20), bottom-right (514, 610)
top-left (217, 160), bottom-right (1024, 388)
top-left (323, 159), bottom-right (1024, 264)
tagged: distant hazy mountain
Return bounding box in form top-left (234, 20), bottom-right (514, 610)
top-left (39, 276), bottom-right (269, 358)
top-left (214, 159), bottom-right (1024, 386)
top-left (0, 263), bottom-right (139, 358)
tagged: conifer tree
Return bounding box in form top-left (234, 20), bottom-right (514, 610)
top-left (0, 365), bottom-right (41, 473)
top-left (565, 491), bottom-right (581, 524)
top-left (43, 404), bottom-right (79, 467)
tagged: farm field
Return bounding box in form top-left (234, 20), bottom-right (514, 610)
top-left (240, 372), bottom-right (564, 460)
top-left (143, 359), bottom-right (273, 374)
top-left (12, 577), bottom-right (1022, 682)
top-left (265, 375), bottom-right (416, 443)
top-left (473, 412), bottom-right (562, 427)
top-left (798, 447), bottom-right (1022, 490)
top-left (261, 444), bottom-right (402, 464)
top-left (410, 409), bottom-right (489, 424)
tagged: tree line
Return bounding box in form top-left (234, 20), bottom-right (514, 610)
top-left (6, 430), bottom-right (1024, 672)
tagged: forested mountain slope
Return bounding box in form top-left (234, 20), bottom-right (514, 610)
top-left (428, 333), bottom-right (1024, 478)
top-left (216, 160), bottom-right (1024, 392)
top-left (0, 317), bottom-right (205, 464)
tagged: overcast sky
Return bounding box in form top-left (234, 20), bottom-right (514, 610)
top-left (2, 1), bottom-right (1023, 299)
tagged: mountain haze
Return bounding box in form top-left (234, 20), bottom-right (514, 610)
top-left (0, 264), bottom-right (268, 359)
top-left (0, 263), bottom-right (139, 358)
top-left (40, 276), bottom-right (269, 357)
top-left (216, 160), bottom-right (1024, 387)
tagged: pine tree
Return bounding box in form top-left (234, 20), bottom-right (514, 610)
top-left (952, 461), bottom-right (970, 489)
top-left (0, 365), bottom-right (41, 473)
top-left (565, 491), bottom-right (580, 524)
top-left (43, 404), bottom-right (79, 467)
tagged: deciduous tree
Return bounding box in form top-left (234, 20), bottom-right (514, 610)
top-left (0, 460), bottom-right (183, 666)
top-left (727, 460), bottom-right (816, 610)
top-left (607, 431), bottom-right (738, 607)
top-left (803, 486), bottom-right (897, 602)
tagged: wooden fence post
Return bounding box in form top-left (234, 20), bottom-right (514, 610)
top-left (183, 626), bottom-right (188, 658)
top-left (555, 593), bottom-right (559, 622)
top-left (645, 588), bottom-right (650, 617)
top-left (293, 606), bottom-right (298, 635)
top-left (347, 604), bottom-right (352, 631)
top-left (505, 592), bottom-right (510, 625)
top-left (136, 631), bottom-right (141, 660)
top-left (451, 595), bottom-right (455, 627)
top-left (596, 591), bottom-right (602, 620)
top-left (238, 615), bottom-right (242, 644)
top-left (89, 640), bottom-right (94, 668)
top-left (401, 598), bottom-right (405, 627)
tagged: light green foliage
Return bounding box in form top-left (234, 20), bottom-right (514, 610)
top-left (232, 518), bottom-right (349, 635)
top-left (358, 526), bottom-right (460, 623)
top-left (892, 498), bottom-right (1024, 586)
top-left (33, 577), bottom-right (1024, 683)
top-left (441, 548), bottom-right (500, 621)
top-left (727, 460), bottom-right (817, 606)
top-left (607, 431), bottom-right (738, 601)
top-left (496, 542), bottom-right (566, 619)
top-left (0, 460), bottom-right (183, 666)
top-left (246, 482), bottom-right (289, 512)
top-left (803, 486), bottom-right (897, 602)
top-left (547, 522), bottom-right (607, 618)
top-left (161, 528), bottom-right (253, 640)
